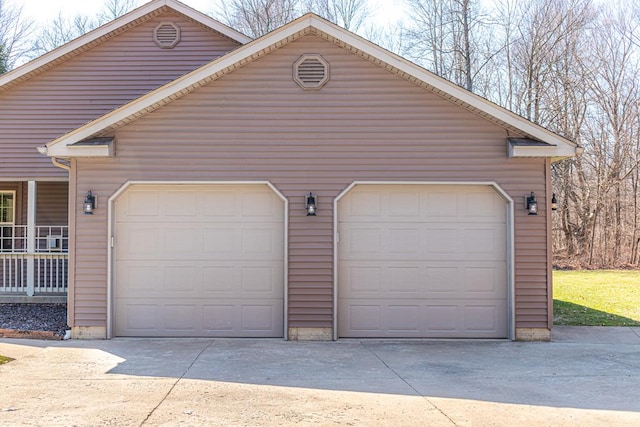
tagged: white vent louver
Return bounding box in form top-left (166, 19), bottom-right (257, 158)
top-left (153, 22), bottom-right (181, 49)
top-left (294, 54), bottom-right (329, 90)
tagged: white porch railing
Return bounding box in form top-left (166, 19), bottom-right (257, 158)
top-left (0, 225), bottom-right (69, 295)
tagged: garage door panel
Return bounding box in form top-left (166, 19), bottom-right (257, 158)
top-left (463, 227), bottom-right (507, 258)
top-left (165, 191), bottom-right (199, 216)
top-left (117, 226), bottom-right (161, 258)
top-left (340, 261), bottom-right (506, 299)
top-left (114, 184), bottom-right (284, 338)
top-left (340, 224), bottom-right (505, 262)
top-left (118, 260), bottom-right (283, 298)
top-left (117, 190), bottom-right (160, 218)
top-left (118, 224), bottom-right (283, 261)
top-left (338, 184), bottom-right (508, 338)
top-left (339, 299), bottom-right (507, 338)
top-left (339, 187), bottom-right (506, 224)
top-left (115, 298), bottom-right (283, 337)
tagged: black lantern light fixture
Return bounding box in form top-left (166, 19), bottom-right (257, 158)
top-left (305, 192), bottom-right (317, 216)
top-left (551, 193), bottom-right (558, 211)
top-left (526, 192), bottom-right (538, 215)
top-left (83, 191), bottom-right (96, 215)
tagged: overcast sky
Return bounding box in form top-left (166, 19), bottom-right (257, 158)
top-left (15, 0), bottom-right (406, 27)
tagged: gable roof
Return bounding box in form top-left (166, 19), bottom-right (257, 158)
top-left (41, 12), bottom-right (578, 161)
top-left (0, 0), bottom-right (251, 92)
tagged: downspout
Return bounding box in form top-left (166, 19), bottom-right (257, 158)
top-left (51, 156), bottom-right (73, 339)
top-left (37, 145), bottom-right (71, 172)
top-left (38, 145), bottom-right (73, 338)
top-left (51, 157), bottom-right (71, 172)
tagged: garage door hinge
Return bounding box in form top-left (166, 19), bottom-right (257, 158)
top-left (111, 236), bottom-right (115, 248)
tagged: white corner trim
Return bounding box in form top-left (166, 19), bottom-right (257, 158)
top-left (332, 180), bottom-right (515, 341)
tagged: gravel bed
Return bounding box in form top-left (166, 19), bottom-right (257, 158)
top-left (0, 304), bottom-right (68, 337)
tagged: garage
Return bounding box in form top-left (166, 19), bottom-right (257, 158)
top-left (113, 183), bottom-right (285, 337)
top-left (337, 184), bottom-right (509, 338)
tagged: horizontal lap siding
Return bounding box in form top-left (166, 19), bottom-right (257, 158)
top-left (36, 182), bottom-right (69, 225)
top-left (74, 35), bottom-right (549, 330)
top-left (0, 11), bottom-right (241, 179)
top-left (0, 182), bottom-right (67, 227)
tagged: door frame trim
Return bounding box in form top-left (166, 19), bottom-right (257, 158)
top-left (333, 181), bottom-right (515, 340)
top-left (107, 180), bottom-right (289, 339)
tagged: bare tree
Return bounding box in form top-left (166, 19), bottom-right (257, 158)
top-left (576, 5), bottom-right (640, 266)
top-left (31, 13), bottom-right (98, 56)
top-left (0, 0), bottom-right (33, 70)
top-left (31, 0), bottom-right (138, 57)
top-left (532, 0), bottom-right (640, 268)
top-left (0, 44), bottom-right (7, 74)
top-left (216, 0), bottom-right (302, 37)
top-left (97, 0), bottom-right (138, 24)
top-left (403, 0), bottom-right (486, 91)
top-left (365, 20), bottom-right (407, 55)
top-left (304, 0), bottom-right (370, 31)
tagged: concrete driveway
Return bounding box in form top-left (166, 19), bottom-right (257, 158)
top-left (1, 327), bottom-right (639, 426)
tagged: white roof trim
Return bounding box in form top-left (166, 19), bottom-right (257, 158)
top-left (509, 145), bottom-right (574, 159)
top-left (39, 138), bottom-right (115, 158)
top-left (44, 13), bottom-right (577, 159)
top-left (0, 0), bottom-right (250, 90)
top-left (508, 137), bottom-right (578, 160)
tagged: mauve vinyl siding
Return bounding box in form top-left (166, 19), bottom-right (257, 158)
top-left (36, 182), bottom-right (69, 225)
top-left (0, 10), bottom-right (241, 179)
top-left (73, 34), bottom-right (549, 331)
top-left (0, 182), bottom-right (67, 226)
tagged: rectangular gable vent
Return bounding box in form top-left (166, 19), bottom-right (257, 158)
top-left (154, 22), bottom-right (181, 49)
top-left (294, 54), bottom-right (329, 90)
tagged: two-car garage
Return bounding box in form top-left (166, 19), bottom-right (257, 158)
top-left (111, 182), bottom-right (510, 339)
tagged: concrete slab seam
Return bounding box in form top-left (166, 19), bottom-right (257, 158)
top-left (138, 339), bottom-right (216, 426)
top-left (360, 341), bottom-right (459, 426)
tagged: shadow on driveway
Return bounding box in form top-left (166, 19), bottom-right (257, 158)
top-left (1, 326), bottom-right (640, 426)
top-left (65, 327), bottom-right (640, 412)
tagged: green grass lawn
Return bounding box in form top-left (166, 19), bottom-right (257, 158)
top-left (0, 355), bottom-right (13, 365)
top-left (554, 270), bottom-right (640, 326)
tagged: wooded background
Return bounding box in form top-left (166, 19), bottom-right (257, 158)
top-left (2, 0), bottom-right (639, 268)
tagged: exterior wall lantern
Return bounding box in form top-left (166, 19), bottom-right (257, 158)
top-left (526, 192), bottom-right (538, 215)
top-left (83, 191), bottom-right (96, 215)
top-left (305, 193), bottom-right (317, 216)
top-left (551, 193), bottom-right (558, 211)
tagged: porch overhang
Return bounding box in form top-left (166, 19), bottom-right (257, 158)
top-left (38, 137), bottom-right (115, 158)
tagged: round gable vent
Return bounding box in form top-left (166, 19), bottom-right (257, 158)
top-left (154, 22), bottom-right (181, 49)
top-left (293, 54), bottom-right (330, 90)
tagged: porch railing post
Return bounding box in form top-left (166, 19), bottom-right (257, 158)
top-left (26, 181), bottom-right (36, 296)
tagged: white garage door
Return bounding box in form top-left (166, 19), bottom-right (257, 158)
top-left (114, 184), bottom-right (285, 337)
top-left (338, 184), bottom-right (508, 338)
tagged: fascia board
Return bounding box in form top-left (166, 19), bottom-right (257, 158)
top-left (509, 145), bottom-right (575, 159)
top-left (47, 143), bottom-right (114, 158)
top-left (43, 14), bottom-right (577, 159)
